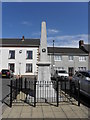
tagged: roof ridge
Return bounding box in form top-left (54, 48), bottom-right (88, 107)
top-left (0, 38), bottom-right (40, 40)
top-left (48, 47), bottom-right (79, 49)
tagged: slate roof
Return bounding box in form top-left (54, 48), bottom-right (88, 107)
top-left (47, 47), bottom-right (88, 55)
top-left (0, 38), bottom-right (40, 47)
top-left (0, 38), bottom-right (89, 55)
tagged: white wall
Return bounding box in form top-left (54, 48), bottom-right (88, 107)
top-left (0, 47), bottom-right (38, 76)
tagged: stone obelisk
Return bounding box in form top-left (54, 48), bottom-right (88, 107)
top-left (37, 21), bottom-right (51, 82)
top-left (36, 21), bottom-right (56, 99)
top-left (40, 22), bottom-right (48, 62)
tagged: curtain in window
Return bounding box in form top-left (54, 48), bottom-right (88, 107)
top-left (8, 63), bottom-right (14, 72)
top-left (9, 51), bottom-right (15, 59)
top-left (26, 64), bottom-right (32, 72)
top-left (26, 51), bottom-right (32, 59)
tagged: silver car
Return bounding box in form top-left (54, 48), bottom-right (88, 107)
top-left (72, 71), bottom-right (90, 98)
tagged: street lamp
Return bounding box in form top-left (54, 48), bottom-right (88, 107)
top-left (53, 40), bottom-right (55, 67)
top-left (19, 62), bottom-right (21, 77)
top-left (51, 40), bottom-right (55, 76)
top-left (18, 49), bottom-right (22, 77)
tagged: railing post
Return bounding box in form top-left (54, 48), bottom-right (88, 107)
top-left (78, 80), bottom-right (80, 106)
top-left (56, 77), bottom-right (59, 107)
top-left (34, 77), bottom-right (36, 107)
top-left (65, 77), bottom-right (66, 94)
top-left (60, 77), bottom-right (62, 90)
top-left (21, 77), bottom-right (22, 91)
top-left (10, 80), bottom-right (12, 107)
top-left (15, 79), bottom-right (17, 99)
top-left (25, 78), bottom-right (27, 89)
top-left (69, 79), bottom-right (72, 97)
top-left (19, 77), bottom-right (21, 91)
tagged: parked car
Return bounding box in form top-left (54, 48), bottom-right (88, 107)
top-left (57, 70), bottom-right (69, 77)
top-left (0, 69), bottom-right (14, 78)
top-left (72, 70), bottom-right (90, 98)
top-left (53, 70), bottom-right (69, 80)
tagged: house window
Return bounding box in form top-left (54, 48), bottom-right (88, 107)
top-left (79, 56), bottom-right (86, 61)
top-left (9, 50), bottom-right (15, 59)
top-left (69, 56), bottom-right (73, 61)
top-left (26, 64), bottom-right (32, 73)
top-left (26, 51), bottom-right (33, 59)
top-left (54, 55), bottom-right (62, 61)
top-left (78, 67), bottom-right (86, 71)
top-left (8, 63), bottom-right (15, 72)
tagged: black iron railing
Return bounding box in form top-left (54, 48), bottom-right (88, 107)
top-left (8, 77), bottom-right (80, 107)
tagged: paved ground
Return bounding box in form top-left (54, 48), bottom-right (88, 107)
top-left (0, 78), bottom-right (10, 101)
top-left (2, 102), bottom-right (90, 119)
top-left (1, 78), bottom-right (90, 119)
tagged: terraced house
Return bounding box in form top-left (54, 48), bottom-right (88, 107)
top-left (0, 38), bottom-right (40, 77)
top-left (0, 38), bottom-right (89, 77)
top-left (48, 46), bottom-right (88, 76)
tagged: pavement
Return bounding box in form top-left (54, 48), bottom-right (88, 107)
top-left (2, 101), bottom-right (90, 119)
top-left (1, 78), bottom-right (90, 119)
top-left (0, 78), bottom-right (10, 101)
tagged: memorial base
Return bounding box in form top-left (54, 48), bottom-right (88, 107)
top-left (36, 62), bottom-right (56, 99)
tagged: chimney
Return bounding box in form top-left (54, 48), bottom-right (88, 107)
top-left (79, 40), bottom-right (84, 48)
top-left (22, 36), bottom-right (25, 41)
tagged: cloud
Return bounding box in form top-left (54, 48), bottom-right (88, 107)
top-left (47, 34), bottom-right (88, 47)
top-left (31, 32), bottom-right (88, 48)
top-left (47, 29), bottom-right (59, 34)
top-left (21, 21), bottom-right (32, 26)
top-left (31, 31), bottom-right (41, 37)
top-left (32, 28), bottom-right (60, 37)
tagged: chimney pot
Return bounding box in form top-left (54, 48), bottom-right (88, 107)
top-left (22, 36), bottom-right (25, 41)
top-left (79, 40), bottom-right (84, 47)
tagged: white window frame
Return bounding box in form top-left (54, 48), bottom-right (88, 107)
top-left (26, 63), bottom-right (33, 73)
top-left (69, 55), bottom-right (73, 61)
top-left (9, 50), bottom-right (15, 59)
top-left (54, 55), bottom-right (62, 61)
top-left (26, 51), bottom-right (33, 59)
top-left (8, 63), bottom-right (15, 73)
top-left (79, 56), bottom-right (86, 61)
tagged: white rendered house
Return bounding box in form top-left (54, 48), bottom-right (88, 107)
top-left (0, 38), bottom-right (40, 77)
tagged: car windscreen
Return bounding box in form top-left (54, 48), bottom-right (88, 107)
top-left (80, 72), bottom-right (90, 77)
top-left (2, 70), bottom-right (9, 74)
top-left (58, 71), bottom-right (67, 73)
